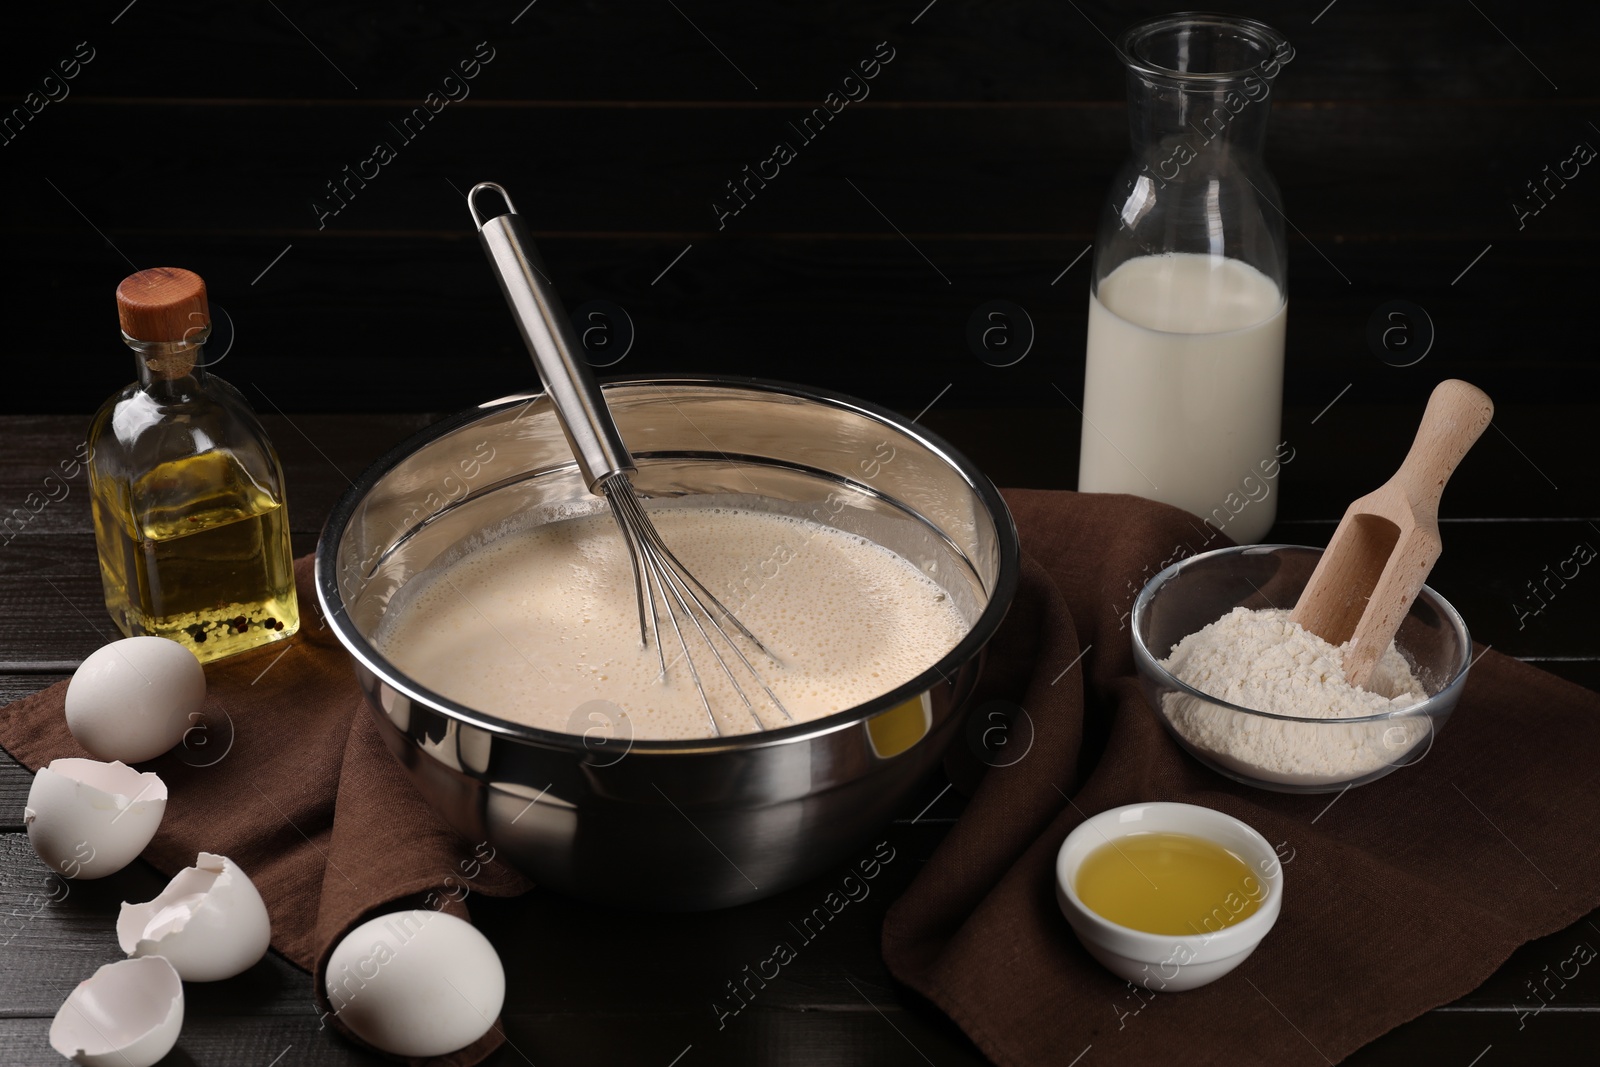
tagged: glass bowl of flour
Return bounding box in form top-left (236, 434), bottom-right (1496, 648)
top-left (1130, 544), bottom-right (1472, 793)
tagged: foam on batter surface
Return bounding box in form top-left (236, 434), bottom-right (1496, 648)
top-left (374, 505), bottom-right (969, 740)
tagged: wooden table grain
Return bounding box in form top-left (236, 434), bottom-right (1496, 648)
top-left (2, 407), bottom-right (1596, 1066)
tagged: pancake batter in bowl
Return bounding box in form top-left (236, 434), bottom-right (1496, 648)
top-left (374, 505), bottom-right (969, 740)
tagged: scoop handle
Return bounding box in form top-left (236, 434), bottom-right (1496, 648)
top-left (1392, 379), bottom-right (1494, 521)
top-left (470, 181), bottom-right (634, 492)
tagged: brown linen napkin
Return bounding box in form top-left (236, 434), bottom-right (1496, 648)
top-left (0, 556), bottom-right (535, 1067)
top-left (884, 489), bottom-right (1600, 1066)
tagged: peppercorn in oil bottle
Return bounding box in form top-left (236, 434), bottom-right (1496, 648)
top-left (87, 268), bottom-right (299, 662)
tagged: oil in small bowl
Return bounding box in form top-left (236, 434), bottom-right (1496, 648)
top-left (1075, 831), bottom-right (1263, 936)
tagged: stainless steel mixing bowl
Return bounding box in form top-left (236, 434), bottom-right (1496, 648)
top-left (316, 376), bottom-right (1019, 910)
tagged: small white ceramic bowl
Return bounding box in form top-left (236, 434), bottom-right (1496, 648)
top-left (1055, 802), bottom-right (1283, 992)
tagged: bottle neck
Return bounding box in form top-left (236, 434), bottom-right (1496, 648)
top-left (127, 334), bottom-right (208, 395)
top-left (1117, 14), bottom-right (1291, 171)
top-left (1125, 71), bottom-right (1275, 161)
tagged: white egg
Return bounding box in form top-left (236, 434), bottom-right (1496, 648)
top-left (117, 852), bottom-right (271, 981)
top-left (324, 910), bottom-right (505, 1057)
top-left (49, 956), bottom-right (184, 1067)
top-left (24, 759), bottom-right (167, 880)
top-left (65, 636), bottom-right (205, 764)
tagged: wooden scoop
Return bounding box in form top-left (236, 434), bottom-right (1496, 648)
top-left (1290, 379), bottom-right (1494, 688)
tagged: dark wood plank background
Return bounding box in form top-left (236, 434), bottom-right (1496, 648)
top-left (0, 1), bottom-right (1594, 415)
top-left (3, 2), bottom-right (1597, 1065)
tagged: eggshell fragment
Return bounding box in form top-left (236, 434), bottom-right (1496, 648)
top-left (324, 910), bottom-right (505, 1057)
top-left (117, 852), bottom-right (272, 981)
top-left (24, 759), bottom-right (166, 880)
top-left (49, 956), bottom-right (183, 1067)
top-left (65, 636), bottom-right (205, 763)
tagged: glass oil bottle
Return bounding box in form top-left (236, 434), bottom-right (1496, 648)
top-left (87, 267), bottom-right (300, 662)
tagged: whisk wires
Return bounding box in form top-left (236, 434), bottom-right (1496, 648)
top-left (600, 474), bottom-right (792, 737)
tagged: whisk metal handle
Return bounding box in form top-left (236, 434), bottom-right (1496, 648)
top-left (469, 181), bottom-right (634, 490)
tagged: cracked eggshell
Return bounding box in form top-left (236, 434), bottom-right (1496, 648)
top-left (324, 910), bottom-right (504, 1058)
top-left (24, 759), bottom-right (166, 880)
top-left (117, 852), bottom-right (272, 981)
top-left (65, 635), bottom-right (206, 763)
top-left (50, 955), bottom-right (183, 1067)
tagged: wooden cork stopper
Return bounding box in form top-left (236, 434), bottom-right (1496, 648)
top-left (117, 268), bottom-right (211, 342)
top-left (117, 268), bottom-right (210, 379)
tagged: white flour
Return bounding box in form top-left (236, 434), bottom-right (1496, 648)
top-left (1159, 607), bottom-right (1430, 785)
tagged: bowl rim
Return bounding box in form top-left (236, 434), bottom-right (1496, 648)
top-left (1129, 543), bottom-right (1474, 725)
top-left (314, 374), bottom-right (1021, 755)
top-left (1055, 800), bottom-right (1283, 956)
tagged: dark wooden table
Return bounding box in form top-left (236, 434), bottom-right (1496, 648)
top-left (2, 401), bottom-right (1596, 1066)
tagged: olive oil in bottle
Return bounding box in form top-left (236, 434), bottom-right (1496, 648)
top-left (88, 267), bottom-right (300, 662)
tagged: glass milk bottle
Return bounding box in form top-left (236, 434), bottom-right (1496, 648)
top-left (88, 267), bottom-right (300, 662)
top-left (1078, 13), bottom-right (1293, 544)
